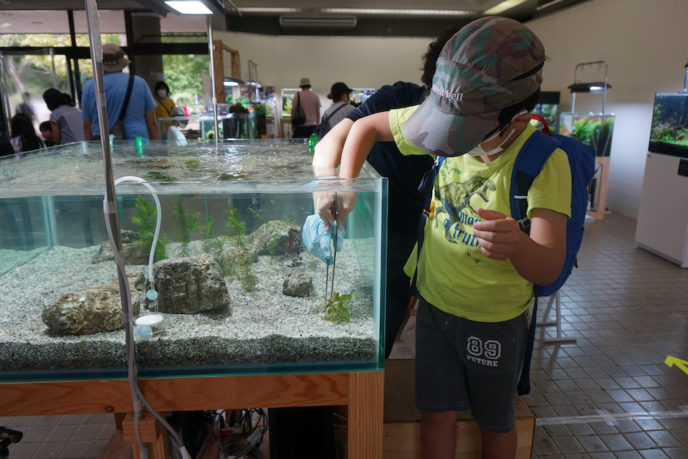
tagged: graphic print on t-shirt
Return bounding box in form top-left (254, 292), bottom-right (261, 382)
top-left (434, 167), bottom-right (496, 263)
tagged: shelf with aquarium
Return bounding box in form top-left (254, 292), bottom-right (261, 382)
top-left (559, 112), bottom-right (615, 157)
top-left (648, 92), bottom-right (688, 159)
top-left (0, 139), bottom-right (387, 382)
top-left (531, 91), bottom-right (560, 132)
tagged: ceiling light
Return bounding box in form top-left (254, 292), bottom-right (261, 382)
top-left (165, 1), bottom-right (213, 15)
top-left (483, 0), bottom-right (529, 15)
top-left (321, 8), bottom-right (474, 16)
top-left (237, 7), bottom-right (299, 14)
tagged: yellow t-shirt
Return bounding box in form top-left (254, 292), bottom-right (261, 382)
top-left (390, 106), bottom-right (572, 322)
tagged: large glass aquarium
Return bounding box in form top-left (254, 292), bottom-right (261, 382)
top-left (0, 140), bottom-right (387, 382)
top-left (649, 92), bottom-right (688, 158)
top-left (559, 112), bottom-right (615, 157)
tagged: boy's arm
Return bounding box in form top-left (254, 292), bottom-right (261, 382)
top-left (339, 112), bottom-right (393, 178)
top-left (312, 118), bottom-right (354, 177)
top-left (473, 208), bottom-right (567, 285)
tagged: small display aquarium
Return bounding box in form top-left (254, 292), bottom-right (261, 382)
top-left (559, 112), bottom-right (615, 157)
top-left (0, 140), bottom-right (387, 382)
top-left (649, 92), bottom-right (688, 158)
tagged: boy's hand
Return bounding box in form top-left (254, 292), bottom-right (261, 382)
top-left (313, 191), bottom-right (357, 230)
top-left (473, 208), bottom-right (522, 260)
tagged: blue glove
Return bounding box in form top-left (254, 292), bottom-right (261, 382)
top-left (302, 214), bottom-right (344, 264)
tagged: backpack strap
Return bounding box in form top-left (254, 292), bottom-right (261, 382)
top-left (410, 155), bottom-right (444, 295)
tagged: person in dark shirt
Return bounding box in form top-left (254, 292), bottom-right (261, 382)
top-left (312, 26), bottom-right (460, 357)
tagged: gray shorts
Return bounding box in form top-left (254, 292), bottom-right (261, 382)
top-left (415, 297), bottom-right (528, 433)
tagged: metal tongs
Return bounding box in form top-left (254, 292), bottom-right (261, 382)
top-left (325, 193), bottom-right (338, 299)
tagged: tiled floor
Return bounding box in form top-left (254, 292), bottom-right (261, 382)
top-left (2, 212), bottom-right (688, 458)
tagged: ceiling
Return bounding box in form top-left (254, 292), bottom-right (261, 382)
top-left (0, 0), bottom-right (588, 36)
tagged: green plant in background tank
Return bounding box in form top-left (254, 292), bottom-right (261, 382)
top-left (201, 218), bottom-right (231, 274)
top-left (184, 159), bottom-right (201, 172)
top-left (570, 116), bottom-right (614, 156)
top-left (132, 195), bottom-right (167, 261)
top-left (172, 196), bottom-right (200, 257)
top-left (321, 291), bottom-right (358, 324)
top-left (146, 171), bottom-right (178, 182)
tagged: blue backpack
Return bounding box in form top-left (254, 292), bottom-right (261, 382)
top-left (413, 129), bottom-right (595, 395)
top-left (510, 131), bottom-right (595, 394)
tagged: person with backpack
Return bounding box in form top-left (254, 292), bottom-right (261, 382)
top-left (316, 82), bottom-right (355, 138)
top-left (290, 77), bottom-right (320, 138)
top-left (312, 17), bottom-right (585, 458)
top-left (81, 44), bottom-right (159, 141)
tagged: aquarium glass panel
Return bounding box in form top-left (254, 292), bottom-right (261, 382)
top-left (648, 92), bottom-right (688, 158)
top-left (559, 112), bottom-right (615, 157)
top-left (0, 140), bottom-right (386, 381)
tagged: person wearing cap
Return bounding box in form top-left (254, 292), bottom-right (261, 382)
top-left (81, 43), bottom-right (159, 141)
top-left (321, 17), bottom-right (571, 457)
top-left (291, 77), bottom-right (321, 138)
top-left (316, 82), bottom-right (355, 137)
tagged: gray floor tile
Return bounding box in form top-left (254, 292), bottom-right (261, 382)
top-left (600, 433), bottom-right (634, 451)
top-left (663, 447), bottom-right (688, 459)
top-left (552, 436), bottom-right (586, 454)
top-left (646, 430), bottom-right (682, 448)
top-left (624, 432), bottom-right (659, 450)
top-left (33, 440), bottom-right (66, 458)
top-left (578, 435), bottom-right (610, 453)
top-left (638, 450), bottom-right (670, 459)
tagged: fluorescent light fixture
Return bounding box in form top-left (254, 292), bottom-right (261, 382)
top-left (322, 8), bottom-right (474, 16)
top-left (483, 0), bottom-right (529, 15)
top-left (238, 7), bottom-right (300, 14)
top-left (588, 85), bottom-right (604, 92)
top-left (224, 81), bottom-right (239, 87)
top-left (165, 1), bottom-right (212, 15)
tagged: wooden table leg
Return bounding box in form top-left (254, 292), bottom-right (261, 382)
top-left (348, 371), bottom-right (384, 458)
top-left (122, 412), bottom-right (171, 459)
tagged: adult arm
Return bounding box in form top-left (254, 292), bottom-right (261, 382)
top-left (50, 121), bottom-right (61, 145)
top-left (473, 208), bottom-right (567, 285)
top-left (145, 109), bottom-right (159, 140)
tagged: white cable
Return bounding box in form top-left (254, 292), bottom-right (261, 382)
top-left (104, 176), bottom-right (190, 459)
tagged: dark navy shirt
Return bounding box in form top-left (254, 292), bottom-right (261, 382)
top-left (347, 81), bottom-right (434, 236)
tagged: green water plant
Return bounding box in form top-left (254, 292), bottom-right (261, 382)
top-left (146, 171), bottom-right (178, 182)
top-left (131, 195), bottom-right (167, 261)
top-left (321, 291), bottom-right (358, 324)
top-left (172, 196), bottom-right (201, 257)
top-left (226, 208), bottom-right (258, 291)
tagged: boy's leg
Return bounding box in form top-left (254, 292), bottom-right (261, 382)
top-left (422, 410), bottom-right (460, 459)
top-left (415, 298), bottom-right (469, 459)
top-left (480, 426), bottom-right (517, 459)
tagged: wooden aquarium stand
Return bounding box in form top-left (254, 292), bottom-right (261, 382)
top-left (0, 370), bottom-right (384, 458)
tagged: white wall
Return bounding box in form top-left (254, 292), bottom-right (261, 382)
top-left (218, 0), bottom-right (688, 219)
top-left (527, 0), bottom-right (688, 219)
top-left (214, 31), bottom-right (435, 110)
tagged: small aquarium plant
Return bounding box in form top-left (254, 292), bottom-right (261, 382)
top-left (322, 291), bottom-right (358, 324)
top-left (559, 112), bottom-right (615, 157)
top-left (132, 195), bottom-right (167, 261)
top-left (649, 92), bottom-right (688, 157)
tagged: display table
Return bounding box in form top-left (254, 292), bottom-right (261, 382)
top-left (0, 370), bottom-right (384, 458)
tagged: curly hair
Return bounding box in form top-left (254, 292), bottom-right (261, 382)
top-left (420, 25), bottom-right (462, 92)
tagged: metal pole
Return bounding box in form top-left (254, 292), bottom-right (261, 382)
top-left (49, 48), bottom-right (58, 89)
top-left (207, 16), bottom-right (219, 147)
top-left (683, 60), bottom-right (688, 93)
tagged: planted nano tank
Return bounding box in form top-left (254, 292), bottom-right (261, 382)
top-left (559, 112), bottom-right (615, 157)
top-left (531, 91), bottom-right (560, 132)
top-left (648, 92), bottom-right (688, 158)
top-left (0, 140), bottom-right (387, 382)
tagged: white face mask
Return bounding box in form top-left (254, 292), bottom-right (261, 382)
top-left (466, 110), bottom-right (528, 157)
top-left (157, 90), bottom-right (167, 98)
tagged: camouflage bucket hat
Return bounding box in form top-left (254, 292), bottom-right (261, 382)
top-left (402, 16), bottom-right (545, 157)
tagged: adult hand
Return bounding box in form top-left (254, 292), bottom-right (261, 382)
top-left (473, 208), bottom-right (523, 260)
top-left (302, 214), bottom-right (344, 264)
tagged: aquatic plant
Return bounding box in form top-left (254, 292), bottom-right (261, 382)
top-left (172, 196), bottom-right (201, 257)
top-left (226, 208), bottom-right (257, 291)
top-left (146, 171), bottom-right (178, 182)
top-left (282, 227), bottom-right (303, 268)
top-left (132, 195), bottom-right (167, 261)
top-left (185, 159), bottom-right (201, 172)
top-left (321, 291), bottom-right (358, 324)
top-left (571, 117), bottom-right (614, 156)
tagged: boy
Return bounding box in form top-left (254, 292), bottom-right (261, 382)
top-left (39, 121), bottom-right (56, 147)
top-left (320, 17), bottom-right (571, 458)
